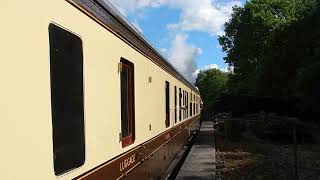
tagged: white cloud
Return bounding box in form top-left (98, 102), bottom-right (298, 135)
top-left (168, 34), bottom-right (201, 83)
top-left (192, 63), bottom-right (232, 79)
top-left (204, 64), bottom-right (220, 70)
top-left (107, 0), bottom-right (241, 36)
top-left (106, 0), bottom-right (162, 16)
top-left (166, 0), bottom-right (240, 36)
top-left (105, 0), bottom-right (239, 83)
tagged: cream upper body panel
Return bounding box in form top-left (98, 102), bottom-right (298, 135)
top-left (0, 0), bottom-right (201, 179)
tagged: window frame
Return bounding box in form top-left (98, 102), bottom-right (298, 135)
top-left (179, 88), bottom-right (182, 122)
top-left (120, 58), bottom-right (135, 148)
top-left (184, 91), bottom-right (187, 119)
top-left (190, 92), bottom-right (192, 117)
top-left (165, 81), bottom-right (170, 128)
top-left (193, 94), bottom-right (196, 115)
top-left (182, 90), bottom-right (185, 120)
top-left (185, 91), bottom-right (187, 118)
top-left (187, 93), bottom-right (189, 118)
top-left (174, 86), bottom-right (177, 123)
top-left (184, 91), bottom-right (186, 119)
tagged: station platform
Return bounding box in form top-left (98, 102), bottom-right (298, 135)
top-left (176, 121), bottom-right (216, 180)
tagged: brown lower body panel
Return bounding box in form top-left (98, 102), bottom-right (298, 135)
top-left (75, 115), bottom-right (201, 180)
top-left (128, 127), bottom-right (191, 180)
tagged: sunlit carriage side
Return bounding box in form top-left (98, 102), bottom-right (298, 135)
top-left (0, 0), bottom-right (202, 179)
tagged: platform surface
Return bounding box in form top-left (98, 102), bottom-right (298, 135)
top-left (176, 121), bottom-right (216, 180)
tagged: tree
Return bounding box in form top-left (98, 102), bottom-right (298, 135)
top-left (195, 69), bottom-right (228, 113)
top-left (219, 0), bottom-right (319, 96)
top-left (218, 0), bottom-right (320, 121)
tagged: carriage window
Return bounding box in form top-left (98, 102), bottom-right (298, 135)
top-left (174, 86), bottom-right (177, 123)
top-left (165, 81), bottom-right (170, 127)
top-left (187, 93), bottom-right (189, 118)
top-left (49, 24), bottom-right (85, 175)
top-left (190, 93), bottom-right (192, 116)
top-left (198, 98), bottom-right (200, 113)
top-left (184, 91), bottom-right (186, 120)
top-left (184, 91), bottom-right (188, 119)
top-left (185, 91), bottom-right (187, 119)
top-left (179, 88), bottom-right (182, 122)
top-left (194, 95), bottom-right (196, 115)
top-left (194, 102), bottom-right (196, 115)
top-left (182, 91), bottom-right (184, 120)
top-left (120, 58), bottom-right (135, 147)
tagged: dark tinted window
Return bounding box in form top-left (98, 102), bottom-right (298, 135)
top-left (184, 91), bottom-right (186, 120)
top-left (49, 24), bottom-right (85, 175)
top-left (179, 88), bottom-right (182, 122)
top-left (190, 102), bottom-right (192, 116)
top-left (187, 93), bottom-right (188, 118)
top-left (120, 58), bottom-right (135, 147)
top-left (121, 66), bottom-right (130, 137)
top-left (182, 91), bottom-right (184, 120)
top-left (174, 86), bottom-right (177, 123)
top-left (185, 92), bottom-right (187, 119)
top-left (190, 93), bottom-right (193, 116)
top-left (194, 95), bottom-right (196, 115)
top-left (165, 81), bottom-right (170, 127)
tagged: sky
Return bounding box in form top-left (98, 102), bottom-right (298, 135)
top-left (106, 0), bottom-right (245, 83)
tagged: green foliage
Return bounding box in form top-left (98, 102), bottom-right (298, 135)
top-left (195, 69), bottom-right (228, 112)
top-left (218, 0), bottom-right (320, 120)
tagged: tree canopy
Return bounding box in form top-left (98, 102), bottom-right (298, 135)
top-left (217, 0), bottom-right (320, 120)
top-left (195, 69), bottom-right (229, 114)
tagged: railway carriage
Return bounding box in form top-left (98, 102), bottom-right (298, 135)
top-left (0, 0), bottom-right (202, 179)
